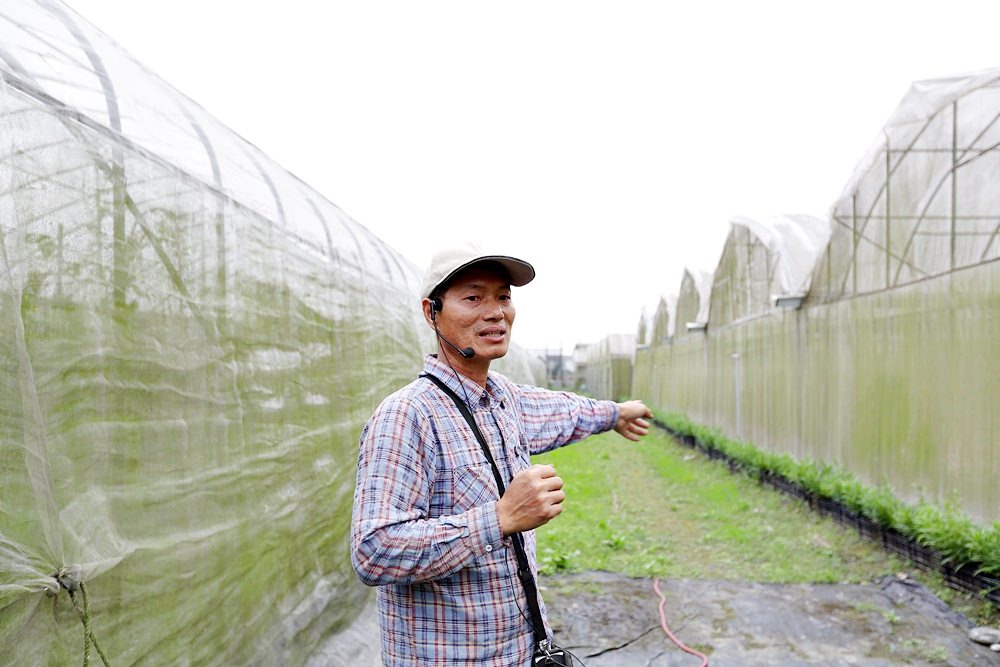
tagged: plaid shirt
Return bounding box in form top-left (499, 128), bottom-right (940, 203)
top-left (351, 354), bottom-right (618, 666)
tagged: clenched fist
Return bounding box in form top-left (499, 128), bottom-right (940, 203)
top-left (497, 464), bottom-right (565, 536)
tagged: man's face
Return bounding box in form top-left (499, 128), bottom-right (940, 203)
top-left (434, 265), bottom-right (515, 363)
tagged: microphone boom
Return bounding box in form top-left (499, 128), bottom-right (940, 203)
top-left (436, 330), bottom-right (475, 359)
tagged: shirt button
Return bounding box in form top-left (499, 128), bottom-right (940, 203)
top-left (484, 544), bottom-right (493, 553)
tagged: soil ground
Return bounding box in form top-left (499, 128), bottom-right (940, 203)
top-left (312, 573), bottom-right (1000, 666)
top-left (544, 571), bottom-right (1000, 666)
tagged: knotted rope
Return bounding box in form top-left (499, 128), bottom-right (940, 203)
top-left (57, 566), bottom-right (111, 667)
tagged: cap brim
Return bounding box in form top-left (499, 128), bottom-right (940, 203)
top-left (442, 255), bottom-right (535, 290)
top-left (420, 246), bottom-right (536, 298)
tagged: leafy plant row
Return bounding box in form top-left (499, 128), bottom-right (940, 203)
top-left (653, 411), bottom-right (1000, 585)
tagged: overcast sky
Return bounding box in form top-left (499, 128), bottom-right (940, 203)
top-left (64, 0), bottom-right (1000, 353)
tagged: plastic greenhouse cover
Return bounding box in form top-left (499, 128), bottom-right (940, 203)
top-left (728, 214), bottom-right (830, 297)
top-left (636, 305), bottom-right (651, 345)
top-left (600, 333), bottom-right (635, 358)
top-left (662, 294), bottom-right (678, 338)
top-left (665, 293), bottom-right (678, 337)
top-left (0, 1), bottom-right (543, 664)
top-left (643, 293), bottom-right (678, 343)
top-left (836, 67), bottom-right (1000, 203)
top-left (684, 268), bottom-right (713, 324)
top-left (820, 67), bottom-right (1000, 298)
top-left (0, 0), bottom-right (400, 277)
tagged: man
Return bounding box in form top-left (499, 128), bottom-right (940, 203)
top-left (350, 243), bottom-right (653, 666)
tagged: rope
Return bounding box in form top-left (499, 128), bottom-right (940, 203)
top-left (653, 577), bottom-right (708, 667)
top-left (60, 568), bottom-right (111, 667)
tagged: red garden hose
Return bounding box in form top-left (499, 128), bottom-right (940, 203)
top-left (653, 577), bottom-right (709, 666)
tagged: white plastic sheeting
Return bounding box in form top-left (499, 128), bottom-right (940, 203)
top-left (0, 0), bottom-right (398, 277)
top-left (709, 214), bottom-right (829, 327)
top-left (813, 68), bottom-right (1000, 300)
top-left (636, 305), bottom-right (652, 347)
top-left (730, 215), bottom-right (830, 298)
top-left (649, 293), bottom-right (677, 343)
top-left (677, 268), bottom-right (712, 331)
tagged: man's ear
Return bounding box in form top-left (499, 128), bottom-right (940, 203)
top-left (421, 297), bottom-right (436, 327)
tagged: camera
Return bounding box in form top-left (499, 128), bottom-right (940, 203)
top-left (532, 640), bottom-right (572, 666)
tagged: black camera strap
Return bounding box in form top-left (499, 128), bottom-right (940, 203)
top-left (420, 373), bottom-right (549, 647)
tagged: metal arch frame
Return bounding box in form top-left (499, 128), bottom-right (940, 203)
top-left (834, 125), bottom-right (932, 298)
top-left (6, 1), bottom-right (403, 324)
top-left (174, 101), bottom-right (229, 320)
top-left (892, 96), bottom-right (1000, 285)
top-left (835, 74), bottom-right (1000, 298)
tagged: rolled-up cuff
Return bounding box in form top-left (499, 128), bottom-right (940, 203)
top-left (465, 500), bottom-right (504, 557)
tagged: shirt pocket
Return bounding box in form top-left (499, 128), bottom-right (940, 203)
top-left (452, 463), bottom-right (498, 513)
top-left (511, 439), bottom-right (531, 469)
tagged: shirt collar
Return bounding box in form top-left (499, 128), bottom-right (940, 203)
top-left (423, 354), bottom-right (503, 408)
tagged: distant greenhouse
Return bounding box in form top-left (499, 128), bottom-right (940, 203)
top-left (651, 293), bottom-right (676, 344)
top-left (709, 215), bottom-right (829, 325)
top-left (635, 69), bottom-right (1000, 527)
top-left (676, 267), bottom-right (712, 333)
top-left (583, 333), bottom-right (635, 402)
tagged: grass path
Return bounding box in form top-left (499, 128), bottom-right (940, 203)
top-left (532, 426), bottom-right (998, 624)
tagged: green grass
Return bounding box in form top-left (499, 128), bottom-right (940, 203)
top-left (656, 410), bottom-right (1000, 578)
top-left (532, 427), bottom-right (1000, 624)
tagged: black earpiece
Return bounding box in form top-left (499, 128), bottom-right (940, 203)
top-left (430, 297), bottom-right (443, 320)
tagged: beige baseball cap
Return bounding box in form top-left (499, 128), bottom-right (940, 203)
top-left (420, 242), bottom-right (535, 298)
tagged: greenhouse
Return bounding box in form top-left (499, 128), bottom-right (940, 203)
top-left (0, 1), bottom-right (539, 664)
top-left (580, 333), bottom-right (635, 403)
top-left (649, 292), bottom-right (676, 344)
top-left (676, 267), bottom-right (712, 332)
top-left (635, 72), bottom-right (1000, 527)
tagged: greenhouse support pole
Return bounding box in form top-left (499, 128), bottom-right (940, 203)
top-left (951, 100), bottom-right (957, 271)
top-left (731, 352), bottom-right (742, 439)
top-left (44, 1), bottom-right (127, 308)
top-left (885, 135), bottom-right (892, 289)
top-left (852, 194), bottom-right (858, 295)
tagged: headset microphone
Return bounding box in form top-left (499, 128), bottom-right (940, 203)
top-left (437, 331), bottom-right (476, 359)
top-left (430, 297), bottom-right (475, 359)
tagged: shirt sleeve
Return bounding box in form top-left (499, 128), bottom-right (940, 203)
top-left (350, 395), bottom-right (503, 587)
top-left (514, 384), bottom-right (620, 455)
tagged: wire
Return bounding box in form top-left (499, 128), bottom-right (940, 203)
top-left (653, 577), bottom-right (708, 667)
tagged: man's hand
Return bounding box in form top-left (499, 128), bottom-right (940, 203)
top-left (614, 400), bottom-right (653, 441)
top-left (497, 464), bottom-right (565, 536)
